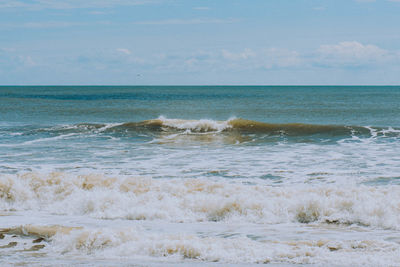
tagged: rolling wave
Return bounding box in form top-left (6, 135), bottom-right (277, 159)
top-left (44, 117), bottom-right (397, 138)
top-left (4, 117), bottom-right (400, 146)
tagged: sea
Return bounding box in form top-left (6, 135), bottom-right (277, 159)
top-left (0, 86), bottom-right (400, 266)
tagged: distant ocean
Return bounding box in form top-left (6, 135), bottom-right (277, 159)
top-left (1, 86), bottom-right (400, 266)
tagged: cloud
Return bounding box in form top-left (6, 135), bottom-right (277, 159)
top-left (73, 48), bottom-right (147, 72)
top-left (217, 43), bottom-right (398, 71)
top-left (5, 42), bottom-right (398, 84)
top-left (159, 47), bottom-right (302, 73)
top-left (356, 0), bottom-right (400, 2)
top-left (88, 11), bottom-right (108, 15)
top-left (22, 21), bottom-right (87, 28)
top-left (18, 55), bottom-right (36, 67)
top-left (0, 0), bottom-right (158, 10)
top-left (0, 48), bottom-right (37, 71)
top-left (193, 7), bottom-right (210, 10)
top-left (165, 48), bottom-right (301, 73)
top-left (220, 48), bottom-right (301, 69)
top-left (0, 47), bottom-right (15, 52)
top-left (261, 48), bottom-right (302, 69)
top-left (133, 18), bottom-right (239, 25)
top-left (116, 48), bottom-right (132, 55)
top-left (0, 0), bottom-right (24, 8)
top-left (315, 41), bottom-right (395, 67)
top-left (221, 48), bottom-right (255, 61)
top-left (0, 21), bottom-right (112, 30)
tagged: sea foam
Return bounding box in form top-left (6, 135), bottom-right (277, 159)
top-left (1, 223), bottom-right (399, 265)
top-left (1, 172), bottom-right (399, 230)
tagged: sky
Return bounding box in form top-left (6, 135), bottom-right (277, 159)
top-left (0, 0), bottom-right (400, 85)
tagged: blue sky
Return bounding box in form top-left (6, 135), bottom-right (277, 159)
top-left (0, 0), bottom-right (400, 85)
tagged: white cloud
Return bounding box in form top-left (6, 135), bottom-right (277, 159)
top-left (88, 11), bottom-right (108, 15)
top-left (0, 47), bottom-right (16, 52)
top-left (316, 41), bottom-right (394, 67)
top-left (262, 48), bottom-right (301, 69)
top-left (218, 48), bottom-right (301, 70)
top-left (173, 48), bottom-right (301, 72)
top-left (184, 47), bottom-right (301, 72)
top-left (356, 0), bottom-right (400, 2)
top-left (193, 7), bottom-right (210, 10)
top-left (133, 18), bottom-right (238, 25)
top-left (116, 48), bottom-right (132, 55)
top-left (0, 21), bottom-right (111, 29)
top-left (221, 48), bottom-right (255, 60)
top-left (0, 48), bottom-right (37, 70)
top-left (0, 0), bottom-right (158, 10)
top-left (18, 55), bottom-right (36, 67)
top-left (74, 49), bottom-right (147, 70)
top-left (23, 21), bottom-right (86, 28)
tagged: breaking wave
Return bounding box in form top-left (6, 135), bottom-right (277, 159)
top-left (64, 117), bottom-right (374, 136)
top-left (8, 117), bottom-right (399, 145)
top-left (1, 172), bottom-right (400, 230)
top-left (1, 224), bottom-right (399, 265)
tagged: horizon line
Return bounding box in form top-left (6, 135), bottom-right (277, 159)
top-left (1, 85), bottom-right (400, 87)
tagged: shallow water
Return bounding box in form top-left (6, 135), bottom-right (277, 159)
top-left (0, 86), bottom-right (400, 266)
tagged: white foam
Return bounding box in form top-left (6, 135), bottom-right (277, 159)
top-left (158, 116), bottom-right (233, 132)
top-left (0, 133), bottom-right (79, 148)
top-left (46, 225), bottom-right (400, 265)
top-left (95, 123), bottom-right (124, 133)
top-left (1, 173), bottom-right (400, 230)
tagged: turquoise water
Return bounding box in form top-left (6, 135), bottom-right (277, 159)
top-left (1, 86), bottom-right (400, 266)
top-left (1, 86), bottom-right (400, 176)
top-left (1, 86), bottom-right (400, 125)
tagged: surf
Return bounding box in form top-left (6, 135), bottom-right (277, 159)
top-left (20, 117), bottom-right (399, 138)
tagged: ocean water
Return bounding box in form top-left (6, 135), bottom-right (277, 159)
top-left (1, 86), bottom-right (400, 266)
